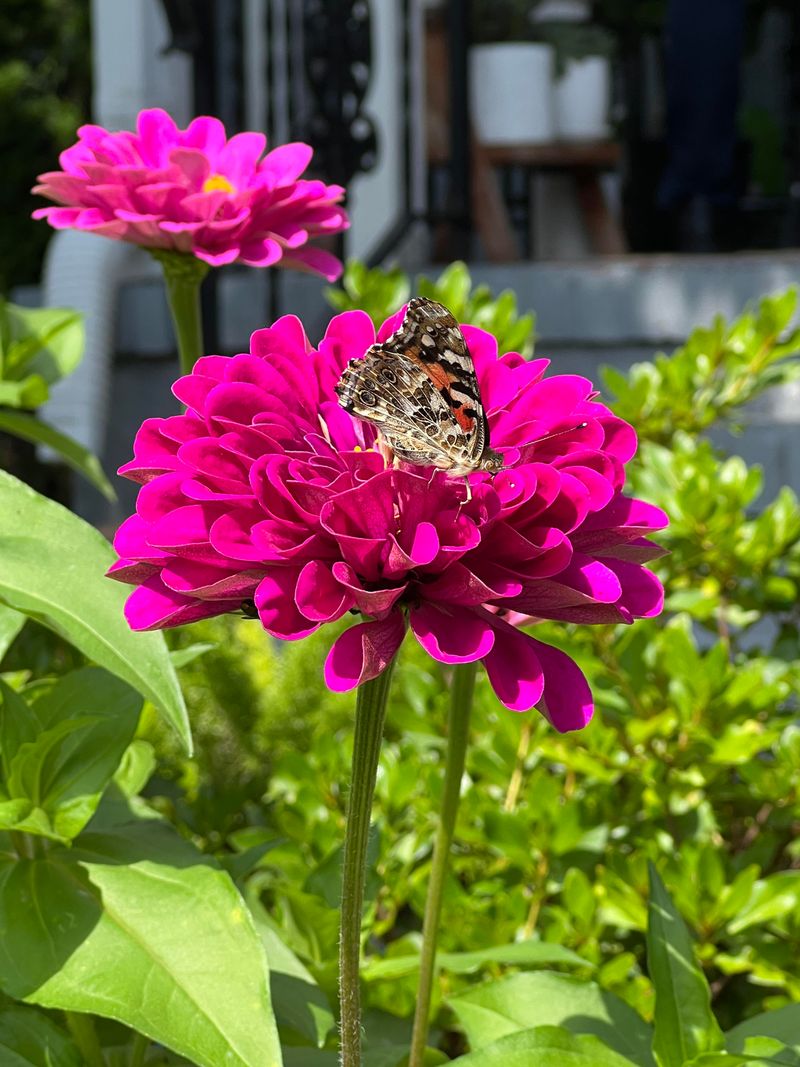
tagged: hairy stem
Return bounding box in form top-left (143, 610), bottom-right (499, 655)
top-left (339, 660), bottom-right (396, 1067)
top-left (409, 661), bottom-right (477, 1067)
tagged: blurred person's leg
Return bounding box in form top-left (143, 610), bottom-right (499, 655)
top-left (659, 0), bottom-right (745, 250)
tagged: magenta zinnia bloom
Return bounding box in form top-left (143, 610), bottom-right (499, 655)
top-left (32, 108), bottom-right (348, 279)
top-left (109, 309), bottom-right (667, 732)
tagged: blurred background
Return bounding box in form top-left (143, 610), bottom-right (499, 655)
top-left (4, 0), bottom-right (800, 521)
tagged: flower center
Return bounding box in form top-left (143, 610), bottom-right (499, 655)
top-left (202, 173), bottom-right (235, 195)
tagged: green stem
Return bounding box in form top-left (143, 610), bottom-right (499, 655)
top-left (409, 661), bottom-right (477, 1067)
top-left (339, 659), bottom-right (397, 1067)
top-left (65, 1012), bottom-right (106, 1067)
top-left (129, 1031), bottom-right (149, 1067)
top-left (151, 249), bottom-right (209, 377)
top-left (9, 830), bottom-right (32, 860)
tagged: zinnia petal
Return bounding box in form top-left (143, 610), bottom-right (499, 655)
top-left (324, 612), bottom-right (407, 691)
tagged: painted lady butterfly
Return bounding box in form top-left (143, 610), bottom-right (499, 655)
top-left (335, 297), bottom-right (504, 477)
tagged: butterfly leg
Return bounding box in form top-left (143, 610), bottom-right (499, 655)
top-left (462, 476), bottom-right (472, 505)
top-left (375, 432), bottom-right (396, 468)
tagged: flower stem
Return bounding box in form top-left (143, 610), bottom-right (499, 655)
top-left (409, 660), bottom-right (477, 1067)
top-left (339, 660), bottom-right (396, 1067)
top-left (151, 249), bottom-right (209, 377)
top-left (65, 1012), bottom-right (106, 1067)
top-left (129, 1031), bottom-right (149, 1067)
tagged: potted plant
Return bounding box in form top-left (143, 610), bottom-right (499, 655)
top-left (536, 19), bottom-right (615, 139)
top-left (470, 0), bottom-right (555, 145)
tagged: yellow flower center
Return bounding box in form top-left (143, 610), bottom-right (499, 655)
top-left (202, 173), bottom-right (235, 195)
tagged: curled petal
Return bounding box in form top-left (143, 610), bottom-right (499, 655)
top-left (410, 603), bottom-right (495, 663)
top-left (324, 612), bottom-right (407, 691)
top-left (255, 570), bottom-right (319, 639)
top-left (295, 560), bottom-right (354, 622)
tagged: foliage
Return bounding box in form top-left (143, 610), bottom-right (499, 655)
top-left (469, 0), bottom-right (540, 45)
top-left (326, 260), bottom-right (536, 358)
top-left (1, 263), bottom-right (800, 1064)
top-left (0, 299), bottom-right (114, 499)
top-left (0, 0), bottom-right (90, 291)
top-left (536, 22), bottom-right (615, 78)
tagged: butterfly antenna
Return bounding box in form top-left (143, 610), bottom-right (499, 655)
top-left (533, 421), bottom-right (589, 446)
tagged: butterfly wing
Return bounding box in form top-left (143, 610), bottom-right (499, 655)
top-left (336, 298), bottom-right (494, 472)
top-left (336, 346), bottom-right (463, 467)
top-left (384, 298), bottom-right (489, 466)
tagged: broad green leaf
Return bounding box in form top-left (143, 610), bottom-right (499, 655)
top-left (1, 304), bottom-right (83, 385)
top-left (7, 668), bottom-right (141, 839)
top-left (113, 739), bottom-right (156, 797)
top-left (7, 718), bottom-right (98, 810)
top-left (0, 604), bottom-right (25, 660)
top-left (647, 863), bottom-right (724, 1067)
top-left (0, 411), bottom-right (115, 501)
top-left (727, 873), bottom-right (800, 934)
top-left (0, 799), bottom-right (35, 830)
top-left (364, 940), bottom-right (588, 981)
top-left (0, 807), bottom-right (282, 1067)
top-left (169, 641), bottom-right (216, 669)
top-left (726, 1005), bottom-right (800, 1051)
top-left (0, 471), bottom-right (190, 750)
top-left (688, 1037), bottom-right (800, 1066)
top-left (447, 971), bottom-right (654, 1066)
top-left (0, 678), bottom-right (36, 780)
top-left (450, 1025), bottom-right (639, 1066)
top-left (0, 1004), bottom-right (81, 1067)
top-left (250, 899), bottom-right (335, 1047)
top-left (0, 377), bottom-right (49, 409)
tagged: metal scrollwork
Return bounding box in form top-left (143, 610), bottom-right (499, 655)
top-left (302, 0), bottom-right (378, 187)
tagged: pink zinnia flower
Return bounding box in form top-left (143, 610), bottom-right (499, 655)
top-left (109, 308), bottom-right (667, 732)
top-left (32, 108), bottom-right (348, 279)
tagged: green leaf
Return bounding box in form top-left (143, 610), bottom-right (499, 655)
top-left (0, 604), bottom-right (25, 661)
top-left (169, 641), bottom-right (216, 669)
top-left (0, 471), bottom-right (190, 750)
top-left (647, 863), bottom-right (724, 1067)
top-left (447, 972), bottom-right (654, 1066)
top-left (450, 1026), bottom-right (639, 1066)
top-left (250, 899), bottom-right (335, 1047)
top-left (1, 303), bottom-right (83, 386)
top-left (0, 411), bottom-right (115, 500)
top-left (113, 739), bottom-right (156, 797)
top-left (364, 940), bottom-right (588, 980)
top-left (726, 1005), bottom-right (800, 1051)
top-left (688, 1037), bottom-right (800, 1066)
top-left (0, 1004), bottom-right (82, 1067)
top-left (0, 678), bottom-right (37, 780)
top-left (0, 377), bottom-right (49, 410)
top-left (0, 806), bottom-right (282, 1067)
top-left (5, 668), bottom-right (142, 839)
top-left (727, 873), bottom-right (800, 934)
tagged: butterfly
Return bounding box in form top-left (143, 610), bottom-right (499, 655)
top-left (335, 297), bottom-right (504, 477)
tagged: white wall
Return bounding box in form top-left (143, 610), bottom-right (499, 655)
top-left (346, 0), bottom-right (404, 260)
top-left (91, 0), bottom-right (192, 129)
